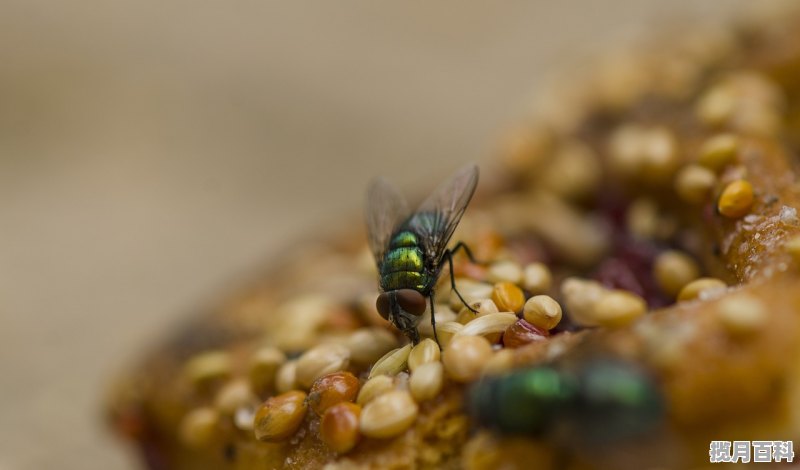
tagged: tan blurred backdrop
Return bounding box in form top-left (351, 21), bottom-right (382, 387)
top-left (0, 1), bottom-right (776, 468)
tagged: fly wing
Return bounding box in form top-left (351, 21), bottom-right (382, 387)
top-left (365, 177), bottom-right (410, 269)
top-left (407, 164), bottom-right (479, 265)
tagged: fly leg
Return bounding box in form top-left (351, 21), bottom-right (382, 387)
top-left (429, 293), bottom-right (442, 348)
top-left (448, 241), bottom-right (480, 264)
top-left (441, 244), bottom-right (480, 314)
top-left (410, 328), bottom-right (420, 345)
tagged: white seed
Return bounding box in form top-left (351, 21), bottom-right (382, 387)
top-left (409, 362), bottom-right (444, 402)
top-left (654, 250), bottom-right (700, 297)
top-left (522, 262), bottom-right (552, 294)
top-left (675, 165), bottom-right (716, 204)
top-left (696, 74), bottom-right (783, 135)
top-left (295, 343), bottom-right (350, 388)
top-left (184, 351), bottom-right (232, 387)
top-left (608, 125), bottom-right (643, 177)
top-left (345, 327), bottom-right (399, 365)
top-left (247, 346), bottom-right (286, 394)
top-left (273, 295), bottom-right (336, 351)
top-left (592, 290), bottom-right (647, 327)
top-left (357, 375), bottom-right (395, 406)
top-left (562, 277), bottom-right (646, 328)
top-left (717, 294), bottom-right (766, 335)
top-left (234, 405), bottom-right (256, 431)
top-left (697, 83), bottom-right (736, 127)
top-left (429, 321), bottom-right (464, 347)
top-left (456, 298), bottom-right (499, 324)
top-left (449, 279), bottom-right (494, 311)
top-left (625, 198), bottom-right (677, 241)
top-left (442, 335), bottom-right (494, 383)
top-left (368, 343), bottom-right (412, 379)
top-left (486, 260), bottom-right (523, 284)
top-left (214, 379), bottom-right (258, 415)
top-left (641, 128), bottom-right (680, 184)
top-left (454, 312), bottom-right (518, 338)
top-left (522, 295), bottom-right (563, 330)
top-left (360, 390), bottom-right (419, 439)
top-left (394, 371), bottom-right (410, 391)
top-left (677, 277), bottom-right (727, 302)
top-left (418, 306), bottom-right (457, 337)
top-left (540, 142), bottom-right (601, 200)
top-left (274, 360), bottom-right (298, 394)
top-left (560, 277), bottom-right (607, 327)
top-left (698, 133), bottom-right (739, 171)
top-left (626, 198), bottom-right (660, 240)
top-left (481, 349), bottom-right (515, 376)
top-left (179, 407), bottom-right (219, 448)
top-left (407, 339), bottom-right (441, 372)
top-left (608, 125), bottom-right (679, 184)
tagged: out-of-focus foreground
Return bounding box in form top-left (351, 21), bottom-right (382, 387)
top-left (0, 1), bottom-right (775, 468)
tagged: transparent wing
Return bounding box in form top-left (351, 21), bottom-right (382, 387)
top-left (365, 177), bottom-right (410, 268)
top-left (406, 164), bottom-right (479, 265)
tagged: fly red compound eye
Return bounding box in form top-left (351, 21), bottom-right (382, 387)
top-left (376, 293), bottom-right (391, 320)
top-left (396, 289), bottom-right (426, 316)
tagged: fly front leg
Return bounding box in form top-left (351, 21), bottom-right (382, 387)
top-left (441, 244), bottom-right (480, 314)
top-left (429, 293), bottom-right (442, 348)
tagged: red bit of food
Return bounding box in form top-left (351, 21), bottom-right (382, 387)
top-left (594, 258), bottom-right (645, 297)
top-left (594, 191), bottom-right (631, 230)
top-left (594, 233), bottom-right (671, 308)
top-left (502, 319), bottom-right (549, 349)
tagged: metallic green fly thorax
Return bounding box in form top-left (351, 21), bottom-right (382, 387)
top-left (390, 231), bottom-right (418, 248)
top-left (380, 230), bottom-right (429, 291)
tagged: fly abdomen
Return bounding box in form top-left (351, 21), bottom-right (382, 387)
top-left (382, 247), bottom-right (424, 274)
top-left (380, 231), bottom-right (428, 291)
top-left (380, 248), bottom-right (426, 291)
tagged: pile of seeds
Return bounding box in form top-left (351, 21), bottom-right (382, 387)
top-left (172, 67), bottom-right (792, 458)
top-left (174, 132), bottom-right (758, 454)
top-left (109, 9), bottom-right (800, 469)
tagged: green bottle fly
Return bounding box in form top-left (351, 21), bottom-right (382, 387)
top-left (468, 359), bottom-right (664, 444)
top-left (365, 165), bottom-right (480, 344)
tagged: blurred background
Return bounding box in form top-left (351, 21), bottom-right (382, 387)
top-left (0, 1), bottom-right (783, 468)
